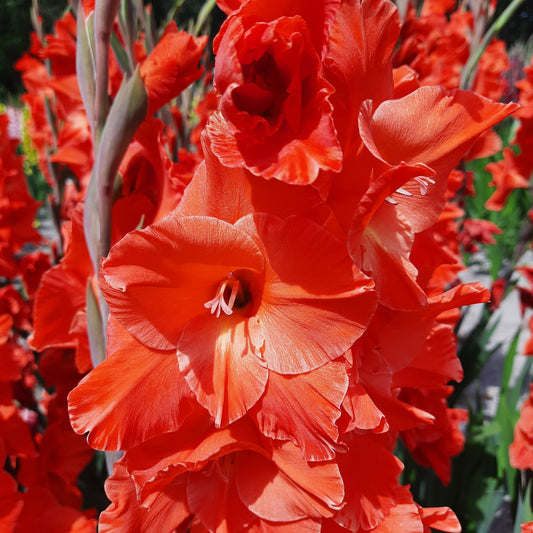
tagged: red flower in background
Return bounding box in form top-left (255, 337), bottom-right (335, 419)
top-left (510, 384), bottom-right (533, 470)
top-left (473, 39), bottom-right (511, 102)
top-left (400, 387), bottom-right (468, 485)
top-left (521, 522), bottom-right (533, 533)
top-left (458, 218), bottom-right (502, 253)
top-left (140, 21), bottom-right (208, 117)
top-left (513, 59), bottom-right (533, 178)
top-left (30, 206), bottom-right (93, 374)
top-left (393, 0), bottom-right (471, 90)
top-left (489, 277), bottom-right (506, 312)
top-left (485, 147), bottom-right (529, 211)
top-left (516, 267), bottom-right (533, 341)
top-left (0, 115), bottom-right (41, 276)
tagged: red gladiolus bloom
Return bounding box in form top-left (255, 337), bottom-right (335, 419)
top-left (458, 218), bottom-right (502, 254)
top-left (510, 384), bottom-right (533, 470)
top-left (489, 278), bottom-right (506, 312)
top-left (30, 0), bottom-right (524, 528)
top-left (140, 21), bottom-right (208, 117)
top-left (208, 1), bottom-right (342, 184)
top-left (18, 251), bottom-right (53, 300)
top-left (400, 387), bottom-right (467, 485)
top-left (97, 212), bottom-right (375, 431)
top-left (485, 148), bottom-right (529, 211)
top-left (359, 485), bottom-right (461, 533)
top-left (13, 486), bottom-right (96, 533)
top-left (473, 39), bottom-right (510, 103)
top-left (521, 522), bottom-right (533, 533)
top-left (393, 1), bottom-right (471, 90)
top-left (516, 266), bottom-right (533, 314)
top-left (101, 419), bottom-right (344, 532)
top-left (0, 114), bottom-right (41, 255)
top-left (514, 60), bottom-right (533, 178)
top-left (325, 83), bottom-right (516, 310)
top-left (358, 87), bottom-right (518, 232)
top-left (31, 205), bottom-right (93, 374)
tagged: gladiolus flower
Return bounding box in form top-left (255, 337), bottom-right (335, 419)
top-left (139, 22), bottom-right (208, 117)
top-left (510, 384), bottom-right (533, 470)
top-left (100, 419), bottom-right (344, 532)
top-left (72, 211), bottom-right (375, 446)
top-left (485, 148), bottom-right (529, 211)
top-left (208, 1), bottom-right (342, 184)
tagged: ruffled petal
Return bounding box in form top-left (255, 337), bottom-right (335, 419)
top-left (140, 22), bottom-right (207, 117)
top-left (236, 440), bottom-right (344, 522)
top-left (100, 458), bottom-right (190, 533)
top-left (68, 319), bottom-right (203, 451)
top-left (252, 361), bottom-right (348, 461)
top-left (359, 86), bottom-right (518, 231)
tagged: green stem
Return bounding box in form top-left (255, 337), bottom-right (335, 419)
top-left (166, 0), bottom-right (187, 26)
top-left (461, 0), bottom-right (526, 90)
top-left (194, 0), bottom-right (216, 36)
top-left (135, 0), bottom-right (155, 52)
top-left (94, 0), bottom-right (121, 146)
top-left (117, 0), bottom-right (136, 73)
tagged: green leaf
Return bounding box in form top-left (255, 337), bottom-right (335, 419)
top-left (110, 31), bottom-right (132, 76)
top-left (193, 0), bottom-right (216, 36)
top-left (514, 479), bottom-right (533, 532)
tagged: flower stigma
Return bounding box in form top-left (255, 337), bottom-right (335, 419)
top-left (386, 175), bottom-right (437, 204)
top-left (204, 273), bottom-right (242, 318)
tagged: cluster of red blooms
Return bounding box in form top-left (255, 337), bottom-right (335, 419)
top-left (395, 0), bottom-right (531, 250)
top-left (394, 4), bottom-right (533, 532)
top-left (0, 106), bottom-right (96, 529)
top-left (398, 4), bottom-right (533, 533)
top-left (1, 0), bottom-right (531, 531)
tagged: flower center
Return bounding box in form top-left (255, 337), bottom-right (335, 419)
top-left (204, 273), bottom-right (242, 318)
top-left (215, 452), bottom-right (237, 481)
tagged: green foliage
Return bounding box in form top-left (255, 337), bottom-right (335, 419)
top-left (403, 327), bottom-right (531, 532)
top-left (21, 107), bottom-right (50, 202)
